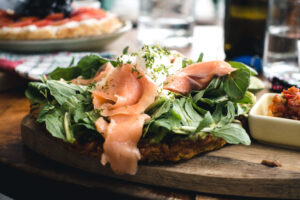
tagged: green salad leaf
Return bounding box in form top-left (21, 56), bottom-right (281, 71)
top-left (144, 95), bottom-right (251, 145)
top-left (26, 79), bottom-right (100, 143)
top-left (144, 62), bottom-right (254, 145)
top-left (211, 123), bottom-right (250, 145)
top-left (224, 69), bottom-right (250, 100)
top-left (37, 105), bottom-right (65, 140)
top-left (48, 55), bottom-right (117, 81)
top-left (228, 61), bottom-right (258, 76)
top-left (25, 82), bottom-right (48, 104)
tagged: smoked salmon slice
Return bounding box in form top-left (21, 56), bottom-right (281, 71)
top-left (92, 64), bottom-right (157, 174)
top-left (71, 62), bottom-right (114, 85)
top-left (92, 64), bottom-right (158, 116)
top-left (96, 114), bottom-right (150, 175)
top-left (163, 61), bottom-right (235, 95)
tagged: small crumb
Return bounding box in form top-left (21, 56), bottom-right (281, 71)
top-left (261, 160), bottom-right (282, 167)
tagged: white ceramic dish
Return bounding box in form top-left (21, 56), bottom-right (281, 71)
top-left (249, 93), bottom-right (300, 149)
top-left (0, 21), bottom-right (132, 53)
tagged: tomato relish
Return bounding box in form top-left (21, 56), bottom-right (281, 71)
top-left (269, 86), bottom-right (300, 120)
top-left (0, 8), bottom-right (106, 28)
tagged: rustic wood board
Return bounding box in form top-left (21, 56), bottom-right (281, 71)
top-left (21, 115), bottom-right (300, 199)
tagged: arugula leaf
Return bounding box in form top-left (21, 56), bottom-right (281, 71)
top-left (146, 96), bottom-right (170, 116)
top-left (228, 61), bottom-right (258, 76)
top-left (224, 69), bottom-right (250, 100)
top-left (207, 76), bottom-right (222, 89)
top-left (196, 111), bottom-right (214, 132)
top-left (151, 100), bottom-right (171, 119)
top-left (191, 101), bottom-right (207, 115)
top-left (218, 101), bottom-right (235, 126)
top-left (195, 96), bottom-right (229, 107)
top-left (211, 123), bottom-right (251, 145)
top-left (232, 91), bottom-right (256, 104)
top-left (192, 90), bottom-right (205, 103)
top-left (25, 82), bottom-right (48, 104)
top-left (46, 80), bottom-right (85, 105)
top-left (31, 79), bottom-right (99, 143)
top-left (48, 55), bottom-right (117, 81)
top-left (172, 98), bottom-right (201, 128)
top-left (48, 66), bottom-right (81, 81)
top-left (77, 55), bottom-right (105, 79)
top-left (37, 105), bottom-right (66, 141)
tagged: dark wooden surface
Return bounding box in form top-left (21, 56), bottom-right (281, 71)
top-left (22, 115), bottom-right (300, 199)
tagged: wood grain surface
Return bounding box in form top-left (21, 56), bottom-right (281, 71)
top-left (21, 114), bottom-right (300, 199)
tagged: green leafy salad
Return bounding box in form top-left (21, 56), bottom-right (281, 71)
top-left (26, 45), bottom-right (263, 147)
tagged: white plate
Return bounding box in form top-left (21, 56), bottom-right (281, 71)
top-left (249, 93), bottom-right (300, 149)
top-left (0, 21), bottom-right (132, 53)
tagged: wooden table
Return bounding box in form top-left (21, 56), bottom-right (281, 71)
top-left (1, 28), bottom-right (299, 200)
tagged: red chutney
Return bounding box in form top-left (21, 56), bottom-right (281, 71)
top-left (269, 86), bottom-right (300, 120)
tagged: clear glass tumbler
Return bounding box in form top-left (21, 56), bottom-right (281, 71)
top-left (137, 0), bottom-right (195, 48)
top-left (263, 0), bottom-right (300, 86)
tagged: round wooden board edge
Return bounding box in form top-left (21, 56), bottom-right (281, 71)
top-left (21, 115), bottom-right (300, 199)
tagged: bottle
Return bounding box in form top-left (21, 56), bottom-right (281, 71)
top-left (224, 0), bottom-right (268, 71)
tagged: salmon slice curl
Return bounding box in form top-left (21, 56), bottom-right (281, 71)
top-left (163, 61), bottom-right (235, 95)
top-left (92, 64), bottom-right (158, 175)
top-left (71, 62), bottom-right (114, 85)
top-left (96, 114), bottom-right (150, 175)
top-left (92, 64), bottom-right (158, 116)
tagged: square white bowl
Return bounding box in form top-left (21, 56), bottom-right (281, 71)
top-left (249, 93), bottom-right (300, 149)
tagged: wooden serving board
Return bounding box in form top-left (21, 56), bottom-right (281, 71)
top-left (21, 115), bottom-right (300, 199)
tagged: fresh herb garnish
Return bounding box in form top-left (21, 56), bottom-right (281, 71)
top-left (196, 52), bottom-right (204, 62)
top-left (122, 46), bottom-right (129, 54)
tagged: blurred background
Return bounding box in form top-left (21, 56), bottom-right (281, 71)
top-left (0, 0), bottom-right (224, 25)
top-left (0, 0), bottom-right (299, 91)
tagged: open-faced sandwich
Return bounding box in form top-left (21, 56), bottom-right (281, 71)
top-left (0, 0), bottom-right (122, 40)
top-left (25, 45), bottom-right (262, 175)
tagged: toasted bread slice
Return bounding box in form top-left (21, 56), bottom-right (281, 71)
top-left (30, 104), bottom-right (226, 163)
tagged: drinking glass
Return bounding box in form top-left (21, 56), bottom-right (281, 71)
top-left (263, 0), bottom-right (300, 86)
top-left (137, 0), bottom-right (195, 48)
